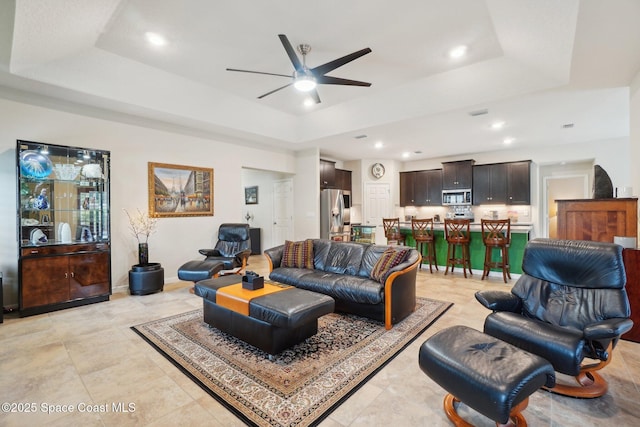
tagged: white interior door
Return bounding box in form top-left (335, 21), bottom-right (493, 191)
top-left (363, 182), bottom-right (391, 244)
top-left (272, 179), bottom-right (293, 246)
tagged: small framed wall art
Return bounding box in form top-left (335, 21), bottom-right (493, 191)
top-left (245, 186), bottom-right (258, 205)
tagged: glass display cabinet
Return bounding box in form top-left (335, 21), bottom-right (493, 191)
top-left (17, 140), bottom-right (111, 316)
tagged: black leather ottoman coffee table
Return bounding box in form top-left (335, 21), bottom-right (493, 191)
top-left (194, 275), bottom-right (335, 356)
top-left (419, 325), bottom-right (555, 426)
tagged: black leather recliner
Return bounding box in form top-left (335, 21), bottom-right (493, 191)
top-left (198, 223), bottom-right (252, 273)
top-left (475, 238), bottom-right (633, 398)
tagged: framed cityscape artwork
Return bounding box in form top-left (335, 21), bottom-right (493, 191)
top-left (148, 162), bottom-right (214, 217)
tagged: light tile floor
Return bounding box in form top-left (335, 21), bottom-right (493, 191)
top-left (1, 255), bottom-right (639, 426)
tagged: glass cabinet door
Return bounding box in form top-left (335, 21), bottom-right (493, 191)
top-left (17, 141), bottom-right (110, 246)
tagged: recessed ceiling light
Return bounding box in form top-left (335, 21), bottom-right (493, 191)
top-left (503, 137), bottom-right (515, 145)
top-left (374, 141), bottom-right (383, 149)
top-left (562, 123), bottom-right (575, 128)
top-left (402, 152), bottom-right (410, 158)
top-left (303, 98), bottom-right (315, 107)
top-left (491, 121), bottom-right (505, 130)
top-left (449, 45), bottom-right (468, 59)
top-left (145, 32), bottom-right (167, 47)
top-left (354, 134), bottom-right (368, 139)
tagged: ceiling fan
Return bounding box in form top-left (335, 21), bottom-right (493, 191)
top-left (226, 34), bottom-right (372, 104)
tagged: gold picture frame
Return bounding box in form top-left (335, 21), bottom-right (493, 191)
top-left (148, 162), bottom-right (213, 218)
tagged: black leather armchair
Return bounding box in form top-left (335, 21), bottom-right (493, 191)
top-left (475, 238), bottom-right (633, 398)
top-left (199, 223), bottom-right (252, 275)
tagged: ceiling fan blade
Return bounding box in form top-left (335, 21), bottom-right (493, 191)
top-left (278, 34), bottom-right (303, 70)
top-left (316, 75), bottom-right (371, 87)
top-left (226, 68), bottom-right (291, 78)
top-left (257, 83), bottom-right (293, 99)
top-left (311, 48), bottom-right (372, 76)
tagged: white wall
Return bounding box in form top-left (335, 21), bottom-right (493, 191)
top-left (293, 148), bottom-right (320, 240)
top-left (0, 97), bottom-right (299, 305)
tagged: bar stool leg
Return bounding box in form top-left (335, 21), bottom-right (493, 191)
top-left (463, 243), bottom-right (469, 278)
top-left (445, 243), bottom-right (453, 275)
top-left (482, 245), bottom-right (491, 280)
top-left (461, 244), bottom-right (467, 278)
top-left (429, 240), bottom-right (438, 273)
top-left (504, 245), bottom-right (512, 280)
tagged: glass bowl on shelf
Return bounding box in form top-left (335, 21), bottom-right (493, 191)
top-left (19, 150), bottom-right (53, 178)
top-left (53, 163), bottom-right (82, 180)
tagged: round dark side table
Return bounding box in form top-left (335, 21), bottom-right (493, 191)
top-left (129, 263), bottom-right (164, 295)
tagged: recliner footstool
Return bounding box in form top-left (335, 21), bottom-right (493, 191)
top-left (419, 325), bottom-right (555, 426)
top-left (177, 259), bottom-right (224, 282)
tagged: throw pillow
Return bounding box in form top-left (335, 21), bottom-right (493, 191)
top-left (281, 239), bottom-right (314, 269)
top-left (370, 248), bottom-right (409, 283)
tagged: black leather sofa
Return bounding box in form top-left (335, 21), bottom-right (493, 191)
top-left (264, 239), bottom-right (421, 329)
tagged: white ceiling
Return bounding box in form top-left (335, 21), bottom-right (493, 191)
top-left (1, 0), bottom-right (639, 162)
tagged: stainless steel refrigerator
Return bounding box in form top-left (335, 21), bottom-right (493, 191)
top-left (320, 189), bottom-right (345, 240)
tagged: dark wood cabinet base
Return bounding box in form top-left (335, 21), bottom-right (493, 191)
top-left (622, 248), bottom-right (640, 343)
top-left (19, 294), bottom-right (110, 317)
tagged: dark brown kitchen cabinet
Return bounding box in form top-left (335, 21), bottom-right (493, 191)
top-left (400, 172), bottom-right (416, 206)
top-left (473, 163), bottom-right (507, 204)
top-left (442, 160), bottom-right (474, 190)
top-left (20, 244), bottom-right (110, 315)
top-left (472, 160), bottom-right (531, 205)
top-left (400, 169), bottom-right (442, 206)
top-left (320, 159), bottom-right (336, 189)
top-left (414, 169), bottom-right (442, 206)
top-left (507, 161), bottom-right (531, 205)
top-left (335, 168), bottom-right (352, 192)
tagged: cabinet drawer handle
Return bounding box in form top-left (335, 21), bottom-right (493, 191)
top-left (65, 272), bottom-right (68, 279)
top-left (71, 272), bottom-right (75, 278)
top-left (30, 250), bottom-right (39, 254)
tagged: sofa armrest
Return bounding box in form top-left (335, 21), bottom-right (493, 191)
top-left (584, 318), bottom-right (634, 341)
top-left (382, 252), bottom-right (421, 330)
top-left (475, 290), bottom-right (522, 313)
top-left (264, 245), bottom-right (284, 271)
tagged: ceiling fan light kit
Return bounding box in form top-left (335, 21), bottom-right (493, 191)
top-left (293, 73), bottom-right (317, 92)
top-left (227, 34), bottom-right (371, 104)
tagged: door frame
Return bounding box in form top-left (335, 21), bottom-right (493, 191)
top-left (541, 173), bottom-right (589, 238)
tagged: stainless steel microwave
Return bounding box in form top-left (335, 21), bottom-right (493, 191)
top-left (442, 189), bottom-right (472, 205)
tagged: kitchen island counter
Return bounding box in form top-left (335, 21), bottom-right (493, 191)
top-left (398, 222), bottom-right (531, 275)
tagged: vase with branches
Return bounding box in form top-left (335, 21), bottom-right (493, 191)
top-left (124, 208), bottom-right (158, 265)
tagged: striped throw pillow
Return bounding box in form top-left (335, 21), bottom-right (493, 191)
top-left (370, 248), bottom-right (409, 283)
top-left (281, 239), bottom-right (314, 269)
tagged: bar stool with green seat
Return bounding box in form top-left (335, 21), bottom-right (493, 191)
top-left (383, 218), bottom-right (406, 246)
top-left (412, 218), bottom-right (437, 273)
top-left (444, 218), bottom-right (472, 278)
top-left (480, 218), bottom-right (511, 283)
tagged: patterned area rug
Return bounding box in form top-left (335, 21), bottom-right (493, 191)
top-left (132, 297), bottom-right (452, 426)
